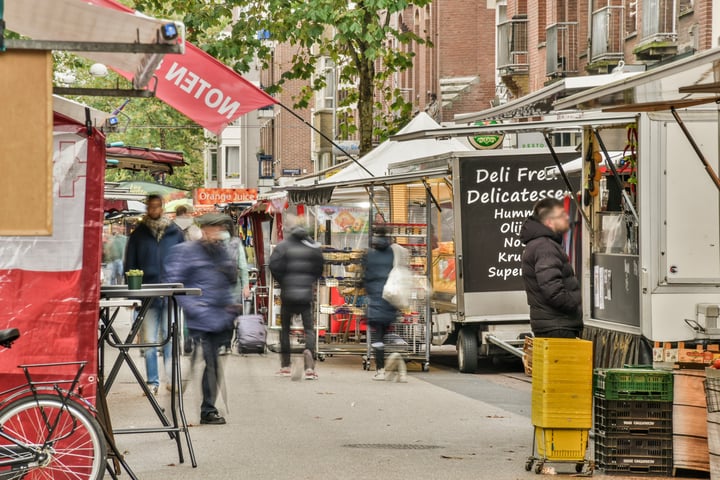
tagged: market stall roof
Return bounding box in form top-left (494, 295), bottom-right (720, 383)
top-left (455, 71), bottom-right (643, 123)
top-left (554, 47), bottom-right (720, 111)
top-left (285, 167), bottom-right (451, 206)
top-left (5, 0), bottom-right (184, 88)
top-left (296, 113), bottom-right (468, 186)
top-left (53, 95), bottom-right (110, 128)
top-left (106, 146), bottom-right (185, 174)
top-left (390, 112), bottom-right (639, 142)
top-left (115, 181), bottom-right (189, 200)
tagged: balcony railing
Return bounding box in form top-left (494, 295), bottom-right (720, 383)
top-left (546, 22), bottom-right (578, 77)
top-left (497, 18), bottom-right (529, 74)
top-left (591, 6), bottom-right (625, 62)
top-left (641, 0), bottom-right (676, 42)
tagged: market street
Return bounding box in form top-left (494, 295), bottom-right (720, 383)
top-left (102, 315), bottom-right (659, 480)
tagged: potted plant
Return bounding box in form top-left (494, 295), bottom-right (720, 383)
top-left (126, 269), bottom-right (144, 290)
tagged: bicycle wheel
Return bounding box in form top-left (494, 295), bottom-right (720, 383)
top-left (0, 394), bottom-right (106, 480)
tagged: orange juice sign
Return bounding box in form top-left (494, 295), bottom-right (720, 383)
top-left (194, 188), bottom-right (258, 205)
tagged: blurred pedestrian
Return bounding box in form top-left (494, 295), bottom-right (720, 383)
top-left (173, 205), bottom-right (202, 242)
top-left (109, 231), bottom-right (127, 285)
top-left (269, 222), bottom-right (324, 380)
top-left (520, 198), bottom-right (582, 338)
top-left (172, 204), bottom-right (201, 355)
top-left (164, 213), bottom-right (239, 425)
top-left (362, 226), bottom-right (404, 381)
top-left (219, 217), bottom-right (251, 355)
top-left (125, 194), bottom-right (184, 395)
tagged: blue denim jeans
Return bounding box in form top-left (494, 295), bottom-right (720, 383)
top-left (141, 299), bottom-right (172, 387)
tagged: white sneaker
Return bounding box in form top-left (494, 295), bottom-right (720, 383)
top-left (372, 369), bottom-right (385, 381)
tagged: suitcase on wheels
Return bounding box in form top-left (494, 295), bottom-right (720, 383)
top-left (235, 291), bottom-right (267, 354)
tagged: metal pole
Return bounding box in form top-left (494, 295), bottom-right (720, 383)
top-left (669, 107), bottom-right (720, 191)
top-left (277, 102), bottom-right (374, 178)
top-left (543, 133), bottom-right (591, 228)
top-left (592, 128), bottom-right (640, 222)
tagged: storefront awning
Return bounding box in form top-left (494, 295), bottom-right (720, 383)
top-left (455, 72), bottom-right (643, 123)
top-left (5, 0), bottom-right (184, 88)
top-left (554, 47), bottom-right (720, 111)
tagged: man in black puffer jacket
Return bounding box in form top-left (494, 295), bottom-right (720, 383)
top-left (269, 225), bottom-right (324, 379)
top-left (520, 198), bottom-right (582, 338)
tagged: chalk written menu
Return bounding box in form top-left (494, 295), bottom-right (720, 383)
top-left (459, 153), bottom-right (575, 293)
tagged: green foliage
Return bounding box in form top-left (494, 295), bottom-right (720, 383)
top-left (131, 0), bottom-right (431, 154)
top-left (53, 53), bottom-right (206, 190)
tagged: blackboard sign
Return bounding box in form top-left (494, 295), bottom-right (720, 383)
top-left (459, 152), bottom-right (576, 293)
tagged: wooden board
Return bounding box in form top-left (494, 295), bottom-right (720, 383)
top-left (0, 51), bottom-right (53, 235)
top-left (674, 370), bottom-right (710, 472)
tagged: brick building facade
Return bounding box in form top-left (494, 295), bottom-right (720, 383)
top-left (497, 0), bottom-right (714, 102)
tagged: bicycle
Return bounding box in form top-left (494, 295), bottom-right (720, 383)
top-left (0, 328), bottom-right (106, 479)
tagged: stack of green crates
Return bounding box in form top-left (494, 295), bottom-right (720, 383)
top-left (532, 338), bottom-right (593, 460)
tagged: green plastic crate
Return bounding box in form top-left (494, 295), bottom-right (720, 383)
top-left (593, 369), bottom-right (673, 402)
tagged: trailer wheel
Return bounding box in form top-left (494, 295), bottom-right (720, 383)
top-left (457, 327), bottom-right (478, 374)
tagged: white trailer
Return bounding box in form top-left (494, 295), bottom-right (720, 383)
top-left (390, 47), bottom-right (720, 369)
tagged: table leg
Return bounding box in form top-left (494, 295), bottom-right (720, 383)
top-left (171, 298), bottom-right (197, 467)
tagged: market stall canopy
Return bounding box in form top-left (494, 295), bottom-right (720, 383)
top-left (554, 47), bottom-right (720, 112)
top-left (455, 72), bottom-right (643, 123)
top-left (106, 145), bottom-right (185, 175)
top-left (298, 113), bottom-right (468, 187)
top-left (4, 0), bottom-right (184, 89)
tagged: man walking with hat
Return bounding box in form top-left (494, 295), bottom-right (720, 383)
top-left (164, 213), bottom-right (240, 425)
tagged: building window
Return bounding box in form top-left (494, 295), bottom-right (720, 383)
top-left (209, 149), bottom-right (218, 181)
top-left (258, 154), bottom-right (274, 179)
top-left (625, 0), bottom-right (637, 37)
top-left (641, 0), bottom-right (676, 41)
top-left (225, 146), bottom-right (241, 180)
top-left (316, 58), bottom-right (335, 111)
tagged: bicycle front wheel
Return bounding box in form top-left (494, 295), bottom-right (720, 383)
top-left (0, 394), bottom-right (106, 480)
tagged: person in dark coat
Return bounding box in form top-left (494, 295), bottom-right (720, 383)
top-left (124, 194), bottom-right (184, 394)
top-left (520, 198), bottom-right (582, 338)
top-left (362, 227), bottom-right (399, 380)
top-left (164, 213), bottom-right (239, 425)
top-left (269, 224), bottom-right (324, 379)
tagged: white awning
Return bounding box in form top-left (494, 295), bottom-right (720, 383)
top-left (455, 72), bottom-right (643, 123)
top-left (554, 48), bottom-right (720, 111)
top-left (5, 0), bottom-right (184, 88)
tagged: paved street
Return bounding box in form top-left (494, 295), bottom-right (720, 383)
top-left (102, 318), bottom-right (665, 480)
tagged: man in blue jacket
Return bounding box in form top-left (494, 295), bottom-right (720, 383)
top-left (164, 213), bottom-right (239, 425)
top-left (125, 194), bottom-right (184, 394)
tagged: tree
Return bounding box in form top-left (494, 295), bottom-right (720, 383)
top-left (53, 52), bottom-right (207, 190)
top-left (133, 0), bottom-right (431, 155)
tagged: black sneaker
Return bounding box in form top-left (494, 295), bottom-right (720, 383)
top-left (200, 412), bottom-right (226, 425)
